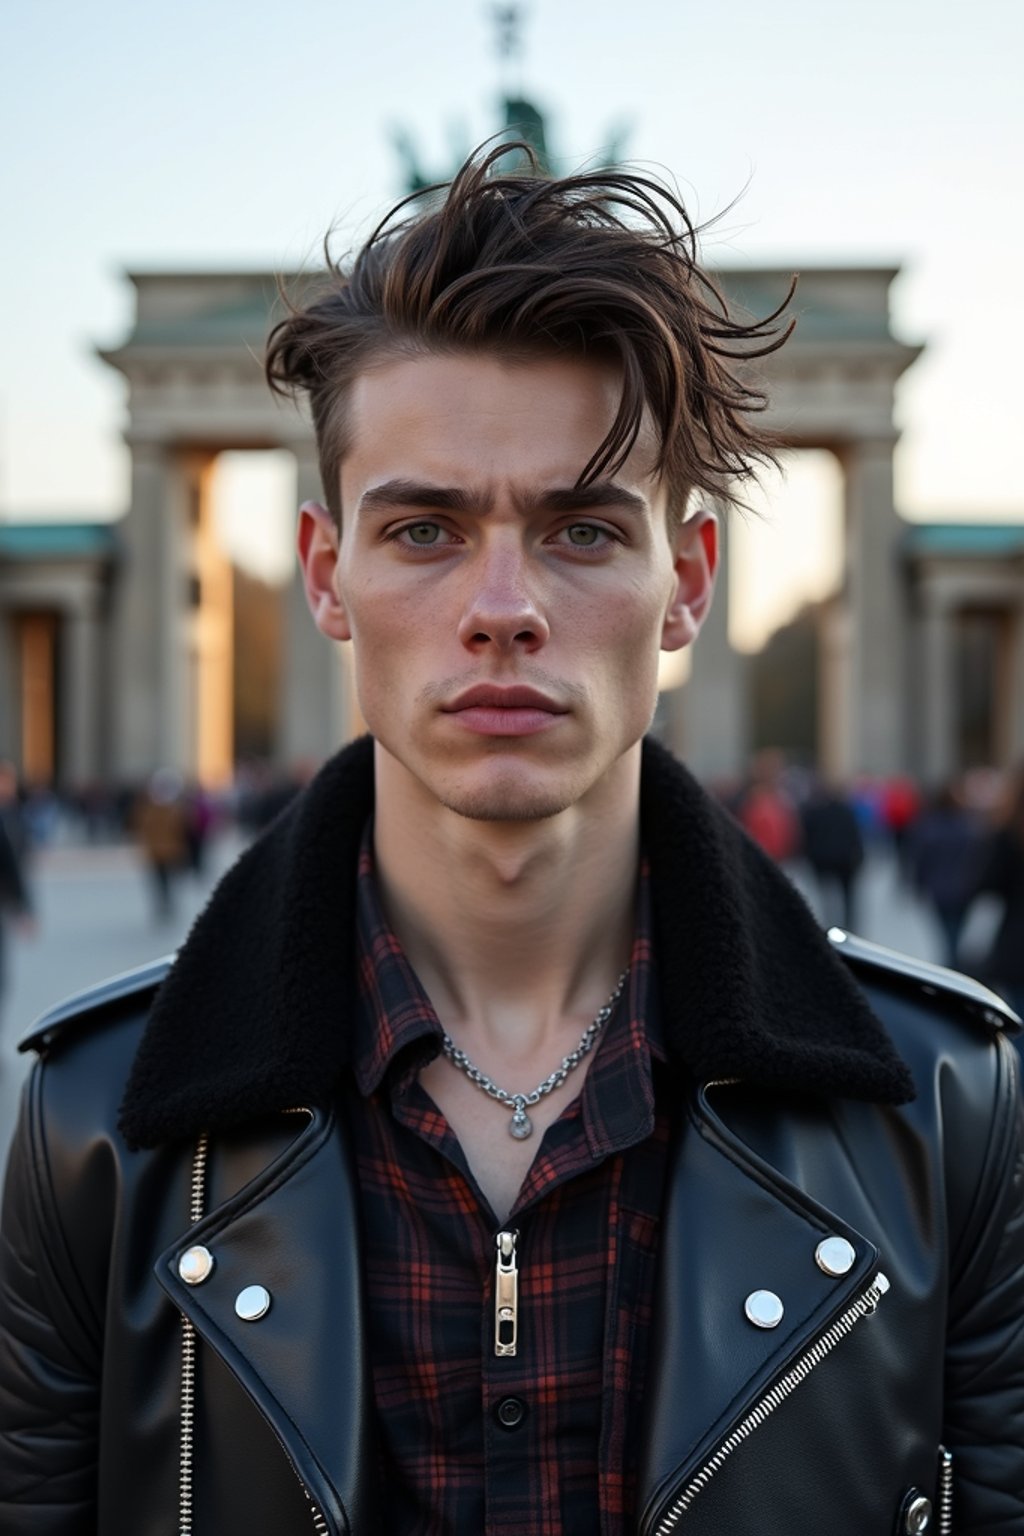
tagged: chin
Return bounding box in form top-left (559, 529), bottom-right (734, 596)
top-left (430, 758), bottom-right (592, 824)
top-left (436, 786), bottom-right (572, 823)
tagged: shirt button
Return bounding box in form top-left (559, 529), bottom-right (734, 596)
top-left (495, 1396), bottom-right (527, 1430)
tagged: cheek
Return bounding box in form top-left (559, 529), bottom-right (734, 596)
top-left (341, 584), bottom-right (434, 704)
top-left (576, 584), bottom-right (669, 666)
top-left (587, 594), bottom-right (671, 721)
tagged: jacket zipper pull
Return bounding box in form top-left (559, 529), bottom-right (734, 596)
top-left (494, 1229), bottom-right (519, 1356)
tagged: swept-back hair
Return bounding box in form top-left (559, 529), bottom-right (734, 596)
top-left (265, 141), bottom-right (794, 530)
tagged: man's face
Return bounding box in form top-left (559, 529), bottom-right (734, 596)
top-left (299, 351), bottom-right (716, 821)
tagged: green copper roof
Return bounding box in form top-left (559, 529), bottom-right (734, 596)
top-left (717, 274), bottom-right (893, 343)
top-left (107, 268), bottom-right (908, 353)
top-left (129, 295), bottom-right (281, 347)
top-left (0, 522), bottom-right (119, 560)
top-left (904, 523), bottom-right (1024, 557)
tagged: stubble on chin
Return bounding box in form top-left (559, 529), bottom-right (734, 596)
top-left (426, 751), bottom-right (587, 823)
top-left (432, 781), bottom-right (574, 824)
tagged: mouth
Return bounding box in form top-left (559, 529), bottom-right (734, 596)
top-left (441, 685), bottom-right (569, 737)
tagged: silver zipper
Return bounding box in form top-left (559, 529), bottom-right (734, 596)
top-left (178, 1112), bottom-right (329, 1534)
top-left (179, 1132), bottom-right (209, 1535)
top-left (305, 1492), bottom-right (331, 1534)
top-left (937, 1445), bottom-right (953, 1536)
top-left (494, 1230), bottom-right (520, 1356)
top-left (651, 1271), bottom-right (891, 1534)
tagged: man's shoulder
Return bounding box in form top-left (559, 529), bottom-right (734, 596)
top-left (18, 954), bottom-right (174, 1060)
top-left (828, 926), bottom-right (1020, 1112)
top-left (9, 959), bottom-right (175, 1193)
top-left (829, 930), bottom-right (1023, 1269)
top-left (828, 926), bottom-right (1021, 1038)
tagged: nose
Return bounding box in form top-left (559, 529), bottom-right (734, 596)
top-left (456, 538), bottom-right (550, 654)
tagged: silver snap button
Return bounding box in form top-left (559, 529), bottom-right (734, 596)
top-left (815, 1236), bottom-right (856, 1277)
top-left (178, 1245), bottom-right (214, 1285)
top-left (235, 1284), bottom-right (272, 1321)
top-left (744, 1289), bottom-right (784, 1328)
top-left (903, 1493), bottom-right (932, 1533)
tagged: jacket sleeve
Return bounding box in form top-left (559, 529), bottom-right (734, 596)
top-left (944, 1032), bottom-right (1024, 1532)
top-left (0, 1065), bottom-right (99, 1531)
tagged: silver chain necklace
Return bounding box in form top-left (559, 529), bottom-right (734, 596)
top-left (440, 969), bottom-right (630, 1140)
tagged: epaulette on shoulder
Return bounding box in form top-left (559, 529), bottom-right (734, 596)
top-left (828, 927), bottom-right (1021, 1036)
top-left (19, 954), bottom-right (175, 1056)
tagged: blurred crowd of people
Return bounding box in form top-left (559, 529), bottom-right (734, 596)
top-left (0, 760), bottom-right (313, 932)
top-left (718, 750), bottom-right (1024, 1020)
top-left (2, 750), bottom-right (1023, 1022)
top-left (0, 761), bottom-right (34, 1015)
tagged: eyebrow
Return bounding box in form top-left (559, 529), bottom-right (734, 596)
top-left (356, 478), bottom-right (649, 519)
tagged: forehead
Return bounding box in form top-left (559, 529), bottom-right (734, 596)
top-left (340, 350), bottom-right (661, 497)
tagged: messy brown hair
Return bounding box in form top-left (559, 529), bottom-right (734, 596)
top-left (265, 141), bottom-right (794, 532)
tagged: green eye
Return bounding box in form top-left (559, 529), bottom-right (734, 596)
top-left (406, 522), bottom-right (441, 545)
top-left (566, 524), bottom-right (601, 546)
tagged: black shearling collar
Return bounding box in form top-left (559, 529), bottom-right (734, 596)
top-left (119, 736), bottom-right (913, 1150)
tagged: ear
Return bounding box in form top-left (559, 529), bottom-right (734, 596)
top-left (661, 506), bottom-right (719, 652)
top-left (296, 501), bottom-right (352, 642)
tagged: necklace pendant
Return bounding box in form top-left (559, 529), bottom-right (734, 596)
top-left (442, 969), bottom-right (628, 1140)
top-left (509, 1100), bottom-right (533, 1140)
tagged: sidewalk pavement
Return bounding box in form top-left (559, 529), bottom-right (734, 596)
top-left (0, 832), bottom-right (247, 1176)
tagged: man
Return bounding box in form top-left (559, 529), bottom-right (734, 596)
top-left (1, 145), bottom-right (1022, 1534)
top-left (0, 761), bottom-right (33, 1023)
top-left (799, 775), bottom-right (865, 932)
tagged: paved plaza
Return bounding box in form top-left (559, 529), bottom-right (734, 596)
top-left (0, 830), bottom-right (989, 1178)
top-left (0, 830), bottom-right (247, 1173)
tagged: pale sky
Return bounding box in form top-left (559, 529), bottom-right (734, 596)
top-left (3, 0), bottom-right (1022, 648)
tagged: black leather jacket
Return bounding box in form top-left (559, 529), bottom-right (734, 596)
top-left (2, 738), bottom-right (1023, 1535)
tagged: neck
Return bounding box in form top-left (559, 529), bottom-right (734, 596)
top-left (372, 745), bottom-right (640, 1055)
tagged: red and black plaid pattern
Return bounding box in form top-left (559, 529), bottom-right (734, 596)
top-left (346, 824), bottom-right (675, 1535)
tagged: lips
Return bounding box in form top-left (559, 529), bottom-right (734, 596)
top-left (442, 685), bottom-right (568, 713)
top-left (440, 685), bottom-right (569, 737)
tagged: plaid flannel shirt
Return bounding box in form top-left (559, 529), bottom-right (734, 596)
top-left (346, 824), bottom-right (675, 1535)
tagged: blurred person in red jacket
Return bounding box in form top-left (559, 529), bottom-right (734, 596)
top-left (735, 750), bottom-right (801, 863)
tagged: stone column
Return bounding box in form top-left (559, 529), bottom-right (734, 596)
top-left (840, 437), bottom-right (908, 775)
top-left (60, 591), bottom-right (103, 787)
top-left (280, 448), bottom-right (354, 767)
top-left (818, 597), bottom-right (852, 783)
top-left (111, 443), bottom-right (192, 781)
top-left (188, 454), bottom-right (233, 788)
top-left (919, 589), bottom-right (956, 786)
top-left (671, 502), bottom-right (748, 782)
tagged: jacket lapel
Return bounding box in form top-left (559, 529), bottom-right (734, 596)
top-left (636, 1083), bottom-right (881, 1535)
top-left (156, 1108), bottom-right (374, 1536)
